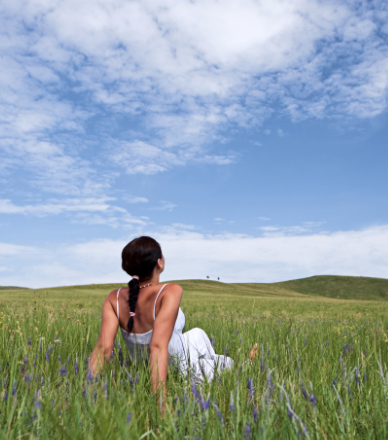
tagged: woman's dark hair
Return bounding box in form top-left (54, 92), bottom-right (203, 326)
top-left (121, 236), bottom-right (162, 332)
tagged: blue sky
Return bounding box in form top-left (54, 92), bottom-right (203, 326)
top-left (1, 0), bottom-right (388, 287)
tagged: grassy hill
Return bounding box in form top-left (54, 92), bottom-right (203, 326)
top-left (0, 286), bottom-right (29, 290)
top-left (275, 275), bottom-right (388, 300)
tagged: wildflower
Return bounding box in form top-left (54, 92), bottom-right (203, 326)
top-left (247, 377), bottom-right (254, 402)
top-left (60, 367), bottom-right (68, 376)
top-left (28, 336), bottom-right (31, 346)
top-left (229, 392), bottom-right (235, 411)
top-left (25, 374), bottom-right (31, 383)
top-left (35, 391), bottom-right (41, 410)
top-left (45, 351), bottom-right (49, 363)
top-left (355, 367), bottom-right (361, 386)
top-left (3, 391), bottom-right (8, 401)
top-left (243, 422), bottom-right (251, 440)
top-left (253, 406), bottom-right (258, 423)
top-left (343, 344), bottom-right (350, 355)
top-left (191, 384), bottom-right (200, 400)
top-left (12, 381), bottom-right (17, 396)
top-left (213, 403), bottom-right (224, 424)
top-left (118, 344), bottom-right (123, 366)
top-left (177, 409), bottom-right (181, 417)
top-left (75, 355), bottom-right (79, 376)
top-left (200, 399), bottom-right (210, 410)
top-left (210, 336), bottom-right (215, 349)
top-left (126, 413), bottom-right (132, 425)
top-left (135, 371), bottom-right (139, 383)
top-left (103, 380), bottom-right (108, 392)
top-left (304, 338), bottom-right (307, 346)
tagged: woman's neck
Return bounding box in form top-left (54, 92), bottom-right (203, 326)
top-left (142, 273), bottom-right (160, 286)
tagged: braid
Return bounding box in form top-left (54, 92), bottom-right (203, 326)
top-left (127, 277), bottom-right (140, 332)
top-left (121, 236), bottom-right (163, 333)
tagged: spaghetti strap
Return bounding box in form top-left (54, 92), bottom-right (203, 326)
top-left (116, 288), bottom-right (121, 320)
top-left (153, 284), bottom-right (168, 320)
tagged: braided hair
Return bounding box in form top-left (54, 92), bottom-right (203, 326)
top-left (121, 236), bottom-right (162, 332)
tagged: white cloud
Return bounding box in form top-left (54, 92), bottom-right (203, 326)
top-left (122, 196), bottom-right (149, 204)
top-left (0, 198), bottom-right (146, 227)
top-left (149, 201), bottom-right (177, 212)
top-left (0, 0), bottom-right (387, 190)
top-left (1, 224), bottom-right (388, 288)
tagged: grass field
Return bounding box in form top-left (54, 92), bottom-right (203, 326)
top-left (2, 276), bottom-right (388, 439)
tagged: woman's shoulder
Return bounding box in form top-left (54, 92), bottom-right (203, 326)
top-left (160, 283), bottom-right (183, 301)
top-left (162, 283), bottom-right (183, 293)
top-left (106, 287), bottom-right (126, 303)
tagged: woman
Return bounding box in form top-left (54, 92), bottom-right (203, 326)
top-left (90, 236), bottom-right (234, 398)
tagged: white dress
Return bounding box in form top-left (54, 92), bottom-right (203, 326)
top-left (116, 284), bottom-right (234, 382)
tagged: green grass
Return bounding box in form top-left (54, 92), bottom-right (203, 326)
top-left (276, 275), bottom-right (388, 300)
top-left (2, 278), bottom-right (388, 438)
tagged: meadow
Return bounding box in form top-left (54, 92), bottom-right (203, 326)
top-left (2, 276), bottom-right (388, 439)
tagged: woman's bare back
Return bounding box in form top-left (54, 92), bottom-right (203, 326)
top-left (108, 284), bottom-right (172, 334)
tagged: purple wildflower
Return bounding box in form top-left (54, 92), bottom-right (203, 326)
top-left (35, 391), bottom-right (41, 410)
top-left (58, 356), bottom-right (61, 362)
top-left (118, 344), bottom-right (123, 366)
top-left (247, 377), bottom-right (254, 402)
top-left (304, 338), bottom-right (307, 346)
top-left (3, 392), bottom-right (8, 401)
top-left (135, 371), bottom-right (139, 383)
top-left (244, 422), bottom-right (251, 440)
top-left (343, 344), bottom-right (350, 355)
top-left (12, 381), bottom-right (17, 396)
top-left (210, 337), bottom-right (215, 349)
top-left (87, 372), bottom-right (93, 382)
top-left (229, 392), bottom-right (235, 412)
top-left (355, 367), bottom-right (361, 386)
top-left (126, 413), bottom-right (132, 425)
top-left (213, 403), bottom-right (224, 424)
top-left (25, 374), bottom-right (31, 383)
top-left (200, 399), bottom-right (210, 410)
top-left (28, 336), bottom-right (31, 346)
top-left (60, 366), bottom-right (68, 376)
top-left (75, 354), bottom-right (79, 376)
top-left (177, 409), bottom-right (181, 417)
top-left (191, 384), bottom-right (200, 400)
top-left (103, 380), bottom-right (108, 392)
top-left (253, 406), bottom-right (258, 423)
top-left (45, 351), bottom-right (49, 363)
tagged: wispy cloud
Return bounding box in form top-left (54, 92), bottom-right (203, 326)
top-left (149, 201), bottom-right (177, 212)
top-left (0, 198), bottom-right (146, 227)
top-left (0, 0), bottom-right (387, 193)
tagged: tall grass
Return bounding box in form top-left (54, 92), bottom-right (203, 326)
top-left (1, 290), bottom-right (388, 438)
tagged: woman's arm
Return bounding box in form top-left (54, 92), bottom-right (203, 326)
top-left (149, 284), bottom-right (182, 404)
top-left (89, 295), bottom-right (119, 376)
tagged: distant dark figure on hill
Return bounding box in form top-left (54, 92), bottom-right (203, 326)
top-left (207, 275), bottom-right (209, 279)
top-left (89, 236), bottom-right (234, 413)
